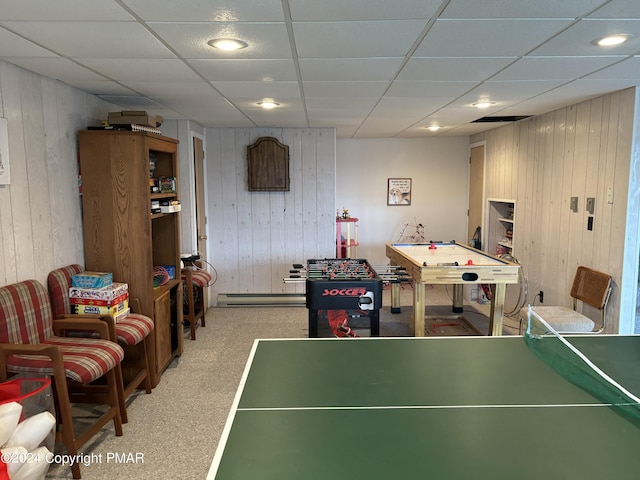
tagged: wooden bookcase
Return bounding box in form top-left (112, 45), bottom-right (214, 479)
top-left (78, 130), bottom-right (183, 388)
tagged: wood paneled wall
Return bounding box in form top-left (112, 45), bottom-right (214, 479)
top-left (204, 127), bottom-right (335, 300)
top-left (0, 60), bottom-right (114, 286)
top-left (472, 87), bottom-right (640, 333)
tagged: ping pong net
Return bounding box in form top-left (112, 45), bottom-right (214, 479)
top-left (525, 307), bottom-right (640, 422)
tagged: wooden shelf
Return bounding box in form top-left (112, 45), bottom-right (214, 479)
top-left (487, 200), bottom-right (515, 256)
top-left (151, 192), bottom-right (177, 200)
top-left (79, 130), bottom-right (183, 388)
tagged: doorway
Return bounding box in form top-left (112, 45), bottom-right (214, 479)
top-left (192, 134), bottom-right (209, 308)
top-left (468, 143), bottom-right (485, 249)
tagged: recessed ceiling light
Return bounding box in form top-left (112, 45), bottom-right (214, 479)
top-left (593, 34), bottom-right (630, 46)
top-left (257, 100), bottom-right (280, 109)
top-left (426, 125), bottom-right (441, 132)
top-left (207, 38), bottom-right (248, 51)
top-left (473, 101), bottom-right (495, 109)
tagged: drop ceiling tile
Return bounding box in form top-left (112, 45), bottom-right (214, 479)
top-left (0, 28), bottom-right (59, 57)
top-left (531, 19), bottom-right (640, 55)
top-left (242, 99), bottom-right (307, 121)
top-left (5, 57), bottom-right (110, 82)
top-left (150, 93), bottom-right (238, 109)
top-left (149, 108), bottom-right (186, 120)
top-left (61, 81), bottom-right (139, 96)
top-left (0, 1), bottom-right (134, 20)
top-left (585, 56), bottom-right (640, 79)
top-left (447, 93), bottom-right (520, 111)
top-left (293, 20), bottom-right (427, 58)
top-left (288, 0), bottom-right (442, 21)
top-left (386, 80), bottom-right (477, 98)
top-left (401, 122), bottom-right (461, 134)
top-left (424, 105), bottom-right (504, 124)
top-left (121, 81), bottom-right (221, 98)
top-left (189, 59), bottom-right (297, 81)
top-left (97, 95), bottom-right (167, 109)
top-left (158, 98), bottom-right (254, 126)
top-left (357, 116), bottom-right (416, 132)
top-left (122, 0), bottom-right (285, 22)
top-left (492, 56), bottom-right (625, 80)
top-left (588, 0), bottom-right (640, 19)
top-left (303, 81), bottom-right (388, 98)
top-left (441, 0), bottom-right (604, 18)
top-left (0, 22), bottom-right (175, 58)
top-left (470, 80), bottom-right (568, 100)
top-left (299, 58), bottom-right (403, 81)
top-left (373, 97), bottom-right (453, 118)
top-left (76, 58), bottom-right (201, 82)
top-left (212, 81), bottom-right (301, 100)
top-left (307, 111), bottom-right (367, 124)
top-left (334, 125), bottom-right (359, 137)
top-left (536, 78), bottom-right (638, 99)
top-left (148, 22), bottom-right (291, 59)
top-left (444, 123), bottom-right (500, 136)
top-left (353, 121), bottom-right (413, 138)
top-left (495, 98), bottom-right (579, 116)
top-left (305, 97), bottom-right (379, 115)
top-left (398, 57), bottom-right (516, 81)
top-left (415, 19), bottom-right (574, 57)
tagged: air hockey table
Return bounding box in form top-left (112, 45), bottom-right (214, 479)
top-left (385, 241), bottom-right (520, 336)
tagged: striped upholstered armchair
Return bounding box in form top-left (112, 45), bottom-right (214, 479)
top-left (181, 261), bottom-right (212, 340)
top-left (0, 279), bottom-right (124, 479)
top-left (47, 264), bottom-right (154, 424)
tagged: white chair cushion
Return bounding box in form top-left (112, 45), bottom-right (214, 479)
top-left (519, 306), bottom-right (595, 333)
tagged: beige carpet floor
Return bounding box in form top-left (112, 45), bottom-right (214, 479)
top-left (45, 284), bottom-right (523, 479)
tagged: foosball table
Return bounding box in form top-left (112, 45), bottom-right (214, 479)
top-left (295, 259), bottom-right (383, 337)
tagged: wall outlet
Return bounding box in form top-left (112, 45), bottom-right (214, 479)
top-left (539, 290), bottom-right (544, 303)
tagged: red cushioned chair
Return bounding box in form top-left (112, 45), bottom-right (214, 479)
top-left (181, 261), bottom-right (212, 340)
top-left (47, 265), bottom-right (154, 425)
top-left (0, 279), bottom-right (124, 479)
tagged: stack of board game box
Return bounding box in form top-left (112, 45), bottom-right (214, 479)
top-left (70, 271), bottom-right (130, 322)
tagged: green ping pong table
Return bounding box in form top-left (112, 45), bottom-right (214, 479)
top-left (206, 335), bottom-right (640, 480)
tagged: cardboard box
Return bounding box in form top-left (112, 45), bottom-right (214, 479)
top-left (108, 111), bottom-right (163, 127)
top-left (113, 308), bottom-right (130, 323)
top-left (160, 204), bottom-right (181, 213)
top-left (70, 292), bottom-right (129, 307)
top-left (71, 272), bottom-right (113, 289)
top-left (69, 282), bottom-right (128, 302)
top-left (71, 300), bottom-right (129, 316)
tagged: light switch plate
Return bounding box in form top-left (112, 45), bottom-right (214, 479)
top-left (570, 197), bottom-right (578, 212)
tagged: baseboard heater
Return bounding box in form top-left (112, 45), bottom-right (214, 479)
top-left (217, 293), bottom-right (306, 307)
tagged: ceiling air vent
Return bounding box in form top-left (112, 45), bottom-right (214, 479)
top-left (472, 116), bottom-right (531, 123)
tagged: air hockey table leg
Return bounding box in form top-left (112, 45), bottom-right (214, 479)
top-left (413, 280), bottom-right (426, 337)
top-left (391, 280), bottom-right (401, 314)
top-left (452, 284), bottom-right (463, 314)
top-left (488, 283), bottom-right (505, 336)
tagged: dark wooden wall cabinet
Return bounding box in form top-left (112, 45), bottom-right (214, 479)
top-left (247, 137), bottom-right (290, 191)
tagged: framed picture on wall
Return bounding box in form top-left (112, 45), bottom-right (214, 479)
top-left (387, 178), bottom-right (411, 205)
